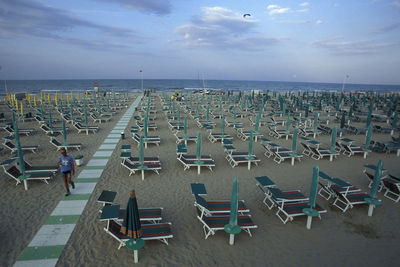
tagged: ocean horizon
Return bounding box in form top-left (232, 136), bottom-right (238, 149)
top-left (1, 78), bottom-right (399, 94)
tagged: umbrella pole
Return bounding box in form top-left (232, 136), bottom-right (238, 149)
top-left (248, 161), bottom-right (251, 170)
top-left (229, 234), bottom-right (235, 245)
top-left (306, 216), bottom-right (313, 230)
top-left (134, 250), bottom-right (138, 263)
top-left (197, 165), bottom-right (201, 175)
top-left (142, 170), bottom-right (145, 181)
top-left (23, 180), bottom-right (29, 191)
top-left (368, 204), bottom-right (375, 216)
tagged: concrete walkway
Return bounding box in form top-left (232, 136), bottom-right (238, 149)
top-left (14, 95), bottom-right (143, 267)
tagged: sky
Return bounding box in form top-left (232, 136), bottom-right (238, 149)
top-left (0, 0), bottom-right (399, 84)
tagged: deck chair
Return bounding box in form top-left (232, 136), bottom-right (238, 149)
top-left (3, 141), bottom-right (38, 154)
top-left (121, 160), bottom-right (161, 177)
top-left (236, 129), bottom-right (263, 142)
top-left (363, 167), bottom-right (400, 202)
top-left (104, 220), bottom-right (173, 249)
top-left (299, 127), bottom-right (321, 138)
top-left (194, 194), bottom-right (249, 215)
top-left (226, 152), bottom-right (260, 168)
top-left (50, 138), bottom-right (82, 151)
top-left (174, 132), bottom-right (197, 145)
top-left (255, 177), bottom-right (309, 210)
top-left (21, 160), bottom-right (58, 174)
top-left (137, 121), bottom-right (157, 131)
top-left (133, 133), bottom-right (160, 147)
top-left (40, 124), bottom-right (64, 135)
top-left (267, 187), bottom-right (326, 224)
top-left (90, 113), bottom-right (111, 123)
top-left (309, 146), bottom-right (338, 161)
top-left (4, 125), bottom-right (35, 136)
top-left (273, 149), bottom-right (302, 165)
top-left (341, 143), bottom-right (369, 158)
top-left (195, 208), bottom-right (257, 240)
top-left (177, 154), bottom-right (215, 173)
top-left (208, 132), bottom-right (233, 143)
top-left (318, 171), bottom-right (368, 212)
top-left (5, 166), bottom-right (54, 186)
top-left (100, 204), bottom-right (163, 224)
top-left (176, 144), bottom-right (187, 156)
top-left (270, 126), bottom-right (292, 140)
top-left (73, 122), bottom-right (99, 134)
top-left (261, 143), bottom-right (290, 158)
top-left (126, 155), bottom-right (160, 165)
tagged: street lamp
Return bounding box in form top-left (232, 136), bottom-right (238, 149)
top-left (139, 69), bottom-right (143, 91)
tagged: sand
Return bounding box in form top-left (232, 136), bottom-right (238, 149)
top-left (1, 93), bottom-right (400, 267)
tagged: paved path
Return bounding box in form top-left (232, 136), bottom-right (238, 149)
top-left (14, 95), bottom-right (143, 267)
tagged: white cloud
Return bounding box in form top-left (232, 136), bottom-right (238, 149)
top-left (310, 37), bottom-right (398, 55)
top-left (174, 6), bottom-right (281, 50)
top-left (315, 20), bottom-right (323, 25)
top-left (268, 7), bottom-right (290, 15)
top-left (392, 1), bottom-right (400, 9)
top-left (296, 8), bottom-right (309, 12)
top-left (277, 20), bottom-right (310, 24)
top-left (267, 4), bottom-right (279, 10)
top-left (300, 2), bottom-right (309, 7)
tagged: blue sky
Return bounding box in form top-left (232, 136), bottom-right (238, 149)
top-left (0, 0), bottom-right (399, 84)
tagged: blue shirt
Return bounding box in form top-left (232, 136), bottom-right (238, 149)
top-left (58, 155), bottom-right (74, 172)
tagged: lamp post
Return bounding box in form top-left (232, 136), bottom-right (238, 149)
top-left (140, 69), bottom-right (143, 91)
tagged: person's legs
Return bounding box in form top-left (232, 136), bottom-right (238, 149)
top-left (63, 171), bottom-right (72, 196)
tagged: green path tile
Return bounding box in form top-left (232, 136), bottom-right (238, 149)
top-left (18, 245), bottom-right (64, 260)
top-left (62, 193), bottom-right (92, 201)
top-left (45, 215), bottom-right (80, 225)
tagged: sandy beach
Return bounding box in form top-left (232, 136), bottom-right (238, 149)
top-left (1, 92), bottom-right (400, 267)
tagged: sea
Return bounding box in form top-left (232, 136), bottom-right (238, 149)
top-left (1, 79), bottom-right (399, 94)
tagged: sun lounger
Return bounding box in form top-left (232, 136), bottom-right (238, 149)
top-left (261, 143), bottom-right (290, 158)
top-left (267, 187), bottom-right (326, 224)
top-left (272, 149), bottom-right (302, 165)
top-left (4, 166), bottom-right (54, 186)
top-left (4, 125), bottom-right (35, 136)
top-left (318, 171), bottom-right (368, 212)
top-left (40, 124), bottom-right (64, 135)
top-left (126, 156), bottom-right (160, 164)
top-left (176, 144), bottom-right (187, 156)
top-left (90, 113), bottom-right (111, 123)
top-left (174, 132), bottom-right (197, 145)
top-left (3, 141), bottom-right (38, 154)
top-left (195, 208), bottom-right (257, 240)
top-left (341, 143), bottom-right (369, 158)
top-left (194, 194), bottom-right (249, 216)
top-left (73, 122), bottom-right (99, 134)
top-left (207, 132), bottom-right (233, 143)
top-left (309, 146), bottom-right (338, 161)
top-left (50, 138), bottom-right (82, 151)
top-left (100, 203), bottom-right (163, 224)
top-left (177, 154), bottom-right (215, 174)
top-left (269, 126), bottom-right (292, 140)
top-left (133, 133), bottom-right (160, 147)
top-left (137, 121), bottom-right (157, 131)
top-left (121, 160), bottom-right (161, 178)
top-left (363, 166), bottom-right (400, 202)
top-left (226, 152), bottom-right (260, 169)
top-left (104, 220), bottom-right (173, 249)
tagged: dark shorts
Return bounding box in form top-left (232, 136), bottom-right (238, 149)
top-left (62, 171), bottom-right (72, 178)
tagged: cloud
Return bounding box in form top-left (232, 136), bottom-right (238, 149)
top-left (92, 0), bottom-right (171, 15)
top-left (296, 8), bottom-right (309, 13)
top-left (267, 4), bottom-right (291, 15)
top-left (299, 2), bottom-right (310, 7)
top-left (310, 37), bottom-right (398, 55)
top-left (174, 6), bottom-right (281, 50)
top-left (369, 22), bottom-right (400, 34)
top-left (277, 20), bottom-right (311, 24)
top-left (315, 20), bottom-right (323, 25)
top-left (0, 0), bottom-right (137, 50)
top-left (392, 1), bottom-right (400, 9)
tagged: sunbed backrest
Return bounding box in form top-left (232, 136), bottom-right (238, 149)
top-left (194, 194), bottom-right (209, 210)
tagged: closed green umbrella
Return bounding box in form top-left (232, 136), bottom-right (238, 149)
top-left (285, 114), bottom-right (291, 140)
top-left (330, 126), bottom-right (337, 152)
top-left (255, 107), bottom-right (262, 133)
top-left (365, 124), bottom-right (372, 148)
top-left (391, 111), bottom-right (398, 135)
top-left (137, 135), bottom-right (148, 180)
top-left (195, 131), bottom-right (203, 174)
top-left (303, 165), bottom-right (320, 229)
top-left (143, 116), bottom-right (148, 139)
top-left (48, 109), bottom-right (53, 130)
top-left (366, 102), bottom-right (373, 127)
top-left (313, 112), bottom-right (319, 138)
top-left (40, 103), bottom-right (44, 118)
top-left (62, 119), bottom-right (67, 145)
top-left (206, 105), bottom-right (210, 121)
top-left (69, 103), bottom-right (74, 123)
top-left (13, 115), bottom-right (30, 190)
top-left (340, 113), bottom-right (346, 129)
top-left (122, 189), bottom-right (145, 263)
top-left (183, 116), bottom-right (188, 137)
top-left (221, 115), bottom-right (225, 136)
top-left (292, 128), bottom-right (298, 152)
top-left (365, 159), bottom-right (383, 216)
top-left (245, 130), bottom-right (255, 170)
top-left (224, 177), bottom-right (241, 245)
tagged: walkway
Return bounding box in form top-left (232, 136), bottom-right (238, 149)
top-left (14, 95), bottom-right (143, 267)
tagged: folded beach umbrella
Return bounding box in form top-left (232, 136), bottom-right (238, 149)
top-left (365, 159), bottom-right (383, 216)
top-left (254, 107), bottom-right (261, 133)
top-left (183, 115), bottom-right (188, 137)
top-left (206, 105), bottom-right (210, 121)
top-left (221, 115), bottom-right (225, 136)
top-left (48, 109), bottom-right (53, 130)
top-left (196, 131), bottom-right (202, 162)
top-left (224, 178), bottom-right (241, 245)
top-left (122, 189), bottom-right (145, 263)
top-left (340, 113), bottom-right (346, 129)
top-left (303, 165), bottom-right (320, 229)
top-left (365, 124), bottom-right (372, 148)
top-left (62, 119), bottom-right (67, 145)
top-left (69, 103), bottom-right (74, 123)
top-left (330, 126), bottom-right (337, 152)
top-left (245, 130), bottom-right (255, 170)
top-left (136, 135), bottom-right (148, 180)
top-left (285, 113), bottom-right (290, 134)
top-left (391, 111), bottom-right (398, 135)
top-left (13, 115), bottom-right (30, 190)
top-left (84, 99), bottom-right (89, 134)
top-left (292, 128), bottom-right (298, 152)
top-left (366, 102), bottom-right (373, 127)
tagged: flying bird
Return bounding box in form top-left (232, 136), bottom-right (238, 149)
top-left (243, 14), bottom-right (251, 18)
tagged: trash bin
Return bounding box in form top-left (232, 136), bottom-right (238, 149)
top-left (121, 132), bottom-right (125, 139)
top-left (75, 155), bottom-right (84, 166)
